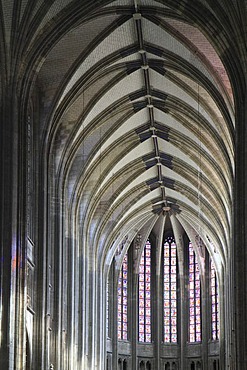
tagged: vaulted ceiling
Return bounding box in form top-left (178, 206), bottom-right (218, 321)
top-left (1, 0), bottom-right (237, 268)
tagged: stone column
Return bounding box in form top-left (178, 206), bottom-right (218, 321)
top-left (112, 261), bottom-right (120, 369)
top-left (233, 87), bottom-right (247, 368)
top-left (0, 89), bottom-right (27, 369)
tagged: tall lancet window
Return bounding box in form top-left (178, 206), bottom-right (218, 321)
top-left (163, 236), bottom-right (177, 343)
top-left (117, 253), bottom-right (128, 340)
top-left (211, 259), bottom-right (220, 340)
top-left (106, 277), bottom-right (109, 337)
top-left (189, 242), bottom-right (201, 342)
top-left (138, 240), bottom-right (152, 342)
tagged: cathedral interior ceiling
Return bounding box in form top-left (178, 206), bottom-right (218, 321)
top-left (1, 0), bottom-right (236, 268)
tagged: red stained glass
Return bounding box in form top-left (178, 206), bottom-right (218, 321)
top-left (171, 266), bottom-right (176, 274)
top-left (165, 326), bottom-right (170, 333)
top-left (164, 309), bottom-right (170, 316)
top-left (171, 334), bottom-right (177, 342)
top-left (139, 291), bottom-right (144, 299)
top-left (171, 308), bottom-right (177, 316)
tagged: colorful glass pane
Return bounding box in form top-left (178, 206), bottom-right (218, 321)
top-left (189, 242), bottom-right (201, 342)
top-left (106, 278), bottom-right (109, 337)
top-left (163, 237), bottom-right (177, 343)
top-left (211, 259), bottom-right (220, 340)
top-left (117, 253), bottom-right (128, 340)
top-left (138, 240), bottom-right (152, 342)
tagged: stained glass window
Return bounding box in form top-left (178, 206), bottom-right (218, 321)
top-left (189, 242), bottom-right (201, 342)
top-left (117, 253), bottom-right (128, 340)
top-left (106, 277), bottom-right (109, 337)
top-left (211, 259), bottom-right (220, 340)
top-left (138, 240), bottom-right (152, 342)
top-left (163, 236), bottom-right (177, 343)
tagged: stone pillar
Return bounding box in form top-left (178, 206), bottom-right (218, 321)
top-left (112, 261), bottom-right (120, 370)
top-left (0, 89), bottom-right (27, 369)
top-left (201, 251), bottom-right (209, 370)
top-left (233, 89), bottom-right (247, 368)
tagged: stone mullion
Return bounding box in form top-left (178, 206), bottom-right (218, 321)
top-left (131, 272), bottom-right (138, 370)
top-left (179, 264), bottom-right (187, 370)
top-left (154, 240), bottom-right (161, 370)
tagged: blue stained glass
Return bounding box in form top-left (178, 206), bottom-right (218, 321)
top-left (139, 333), bottom-right (145, 341)
top-left (171, 308), bottom-right (177, 316)
top-left (164, 292), bottom-right (170, 299)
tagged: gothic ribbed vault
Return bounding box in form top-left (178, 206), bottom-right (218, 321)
top-left (23, 0), bottom-right (235, 270)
